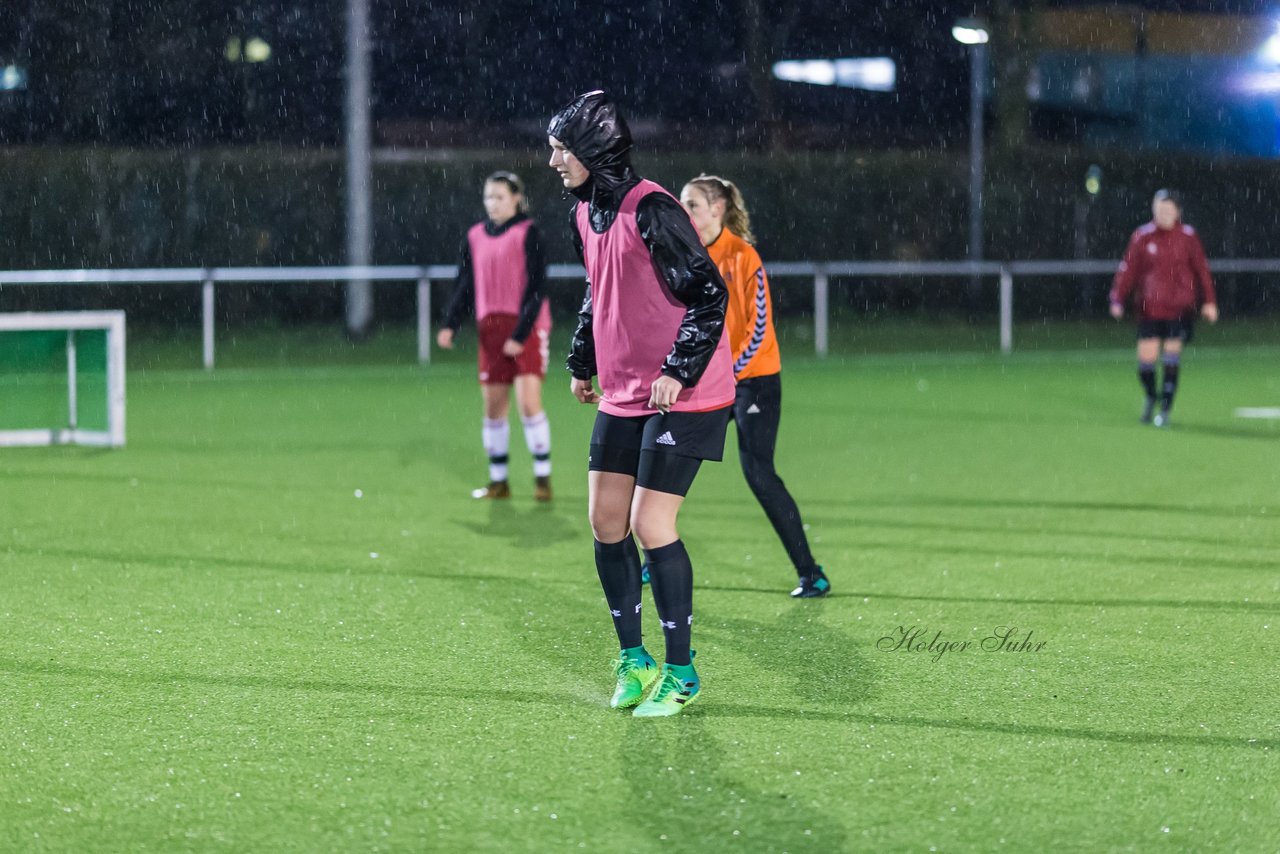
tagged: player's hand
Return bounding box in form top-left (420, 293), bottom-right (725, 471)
top-left (436, 328), bottom-right (455, 349)
top-left (1109, 303), bottom-right (1124, 320)
top-left (649, 374), bottom-right (683, 414)
top-left (571, 377), bottom-right (600, 404)
top-left (1201, 303), bottom-right (1219, 324)
top-left (502, 338), bottom-right (525, 357)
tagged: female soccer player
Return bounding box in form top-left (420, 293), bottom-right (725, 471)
top-left (548, 91), bottom-right (735, 718)
top-left (1109, 189), bottom-right (1218, 427)
top-left (437, 172), bottom-right (553, 500)
top-left (680, 175), bottom-right (831, 598)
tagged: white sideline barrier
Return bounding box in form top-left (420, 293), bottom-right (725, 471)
top-left (2, 259), bottom-right (1277, 366)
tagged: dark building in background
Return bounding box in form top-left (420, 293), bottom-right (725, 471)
top-left (1030, 6), bottom-right (1280, 157)
top-left (1, 0), bottom-right (977, 149)
top-left (3, 1), bottom-right (1280, 321)
top-left (4, 0), bottom-right (1278, 156)
top-left (0, 1), bottom-right (344, 145)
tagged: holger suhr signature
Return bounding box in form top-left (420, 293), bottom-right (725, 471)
top-left (877, 625), bottom-right (1047, 662)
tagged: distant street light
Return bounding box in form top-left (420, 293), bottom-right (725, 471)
top-left (1085, 164), bottom-right (1103, 197)
top-left (1261, 22), bottom-right (1280, 64)
top-left (951, 24), bottom-right (990, 46)
top-left (952, 19), bottom-right (988, 301)
top-left (1076, 165), bottom-right (1103, 308)
top-left (244, 38), bottom-right (272, 64)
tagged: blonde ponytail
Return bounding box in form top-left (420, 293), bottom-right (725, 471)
top-left (686, 174), bottom-right (755, 245)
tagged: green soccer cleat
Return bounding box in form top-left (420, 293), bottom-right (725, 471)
top-left (610, 648), bottom-right (659, 709)
top-left (632, 659), bottom-right (700, 718)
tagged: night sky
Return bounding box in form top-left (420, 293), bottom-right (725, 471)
top-left (1, 0), bottom-right (1276, 147)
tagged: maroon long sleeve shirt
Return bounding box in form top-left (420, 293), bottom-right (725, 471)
top-left (1109, 221), bottom-right (1217, 321)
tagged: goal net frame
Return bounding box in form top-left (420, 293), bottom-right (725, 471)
top-left (0, 311), bottom-right (126, 448)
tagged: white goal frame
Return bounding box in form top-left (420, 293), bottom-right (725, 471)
top-left (0, 311), bottom-right (126, 448)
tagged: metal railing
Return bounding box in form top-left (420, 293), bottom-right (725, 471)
top-left (3, 259), bottom-right (1277, 368)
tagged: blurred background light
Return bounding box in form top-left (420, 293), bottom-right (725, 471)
top-left (951, 25), bottom-right (990, 45)
top-left (1, 65), bottom-right (28, 92)
top-left (772, 57), bottom-right (896, 93)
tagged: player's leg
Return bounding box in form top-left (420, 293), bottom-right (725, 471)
top-left (474, 315), bottom-right (515, 497)
top-left (631, 479), bottom-right (692, 663)
top-left (590, 469), bottom-right (644, 646)
top-left (515, 374), bottom-right (552, 500)
top-left (1155, 335), bottom-right (1185, 427)
top-left (1136, 335), bottom-right (1160, 423)
top-left (628, 407), bottom-right (730, 718)
top-left (630, 467), bottom-right (702, 718)
top-left (734, 375), bottom-right (828, 597)
top-left (475, 383), bottom-right (512, 498)
top-left (588, 414), bottom-right (657, 708)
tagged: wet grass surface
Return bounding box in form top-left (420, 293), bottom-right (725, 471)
top-left (3, 338), bottom-right (1278, 851)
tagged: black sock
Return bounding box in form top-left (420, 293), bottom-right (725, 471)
top-left (644, 540), bottom-right (694, 666)
top-left (594, 537), bottom-right (644, 649)
top-left (1161, 356), bottom-right (1180, 412)
top-left (1138, 361), bottom-right (1157, 402)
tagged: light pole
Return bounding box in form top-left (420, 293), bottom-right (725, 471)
top-left (952, 21), bottom-right (988, 305)
top-left (1075, 164), bottom-right (1103, 310)
top-left (344, 0), bottom-right (374, 339)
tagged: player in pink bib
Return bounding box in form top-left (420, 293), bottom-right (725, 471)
top-left (549, 91), bottom-right (735, 718)
top-left (438, 172), bottom-right (554, 501)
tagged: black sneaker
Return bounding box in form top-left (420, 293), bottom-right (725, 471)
top-left (790, 568), bottom-right (831, 598)
top-left (1140, 397), bottom-right (1156, 424)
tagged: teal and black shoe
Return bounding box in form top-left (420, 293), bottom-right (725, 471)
top-left (610, 647), bottom-right (659, 709)
top-left (633, 656), bottom-right (700, 718)
top-left (790, 567), bottom-right (831, 599)
top-left (640, 563), bottom-right (650, 586)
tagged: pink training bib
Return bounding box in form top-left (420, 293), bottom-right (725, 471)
top-left (576, 181), bottom-right (735, 416)
top-left (468, 219), bottom-right (551, 329)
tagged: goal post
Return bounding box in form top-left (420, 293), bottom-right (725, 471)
top-left (0, 311), bottom-right (126, 448)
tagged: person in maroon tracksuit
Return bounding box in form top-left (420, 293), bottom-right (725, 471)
top-left (1109, 189), bottom-right (1219, 427)
top-left (438, 172), bottom-right (554, 500)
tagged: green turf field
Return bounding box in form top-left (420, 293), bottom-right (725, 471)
top-left (3, 332), bottom-right (1278, 851)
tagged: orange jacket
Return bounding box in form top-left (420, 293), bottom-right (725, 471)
top-left (706, 228), bottom-right (781, 380)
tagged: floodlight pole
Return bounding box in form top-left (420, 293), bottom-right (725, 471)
top-left (344, 0), bottom-right (374, 338)
top-left (967, 41), bottom-right (986, 300)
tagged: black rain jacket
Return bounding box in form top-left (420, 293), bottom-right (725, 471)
top-left (548, 91), bottom-right (728, 387)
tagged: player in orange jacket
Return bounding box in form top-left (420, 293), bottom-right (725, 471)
top-left (679, 175), bottom-right (830, 598)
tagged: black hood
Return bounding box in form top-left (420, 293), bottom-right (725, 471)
top-left (547, 90), bottom-right (634, 195)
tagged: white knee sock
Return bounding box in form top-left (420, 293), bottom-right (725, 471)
top-left (482, 417), bottom-right (509, 482)
top-left (521, 412), bottom-right (552, 477)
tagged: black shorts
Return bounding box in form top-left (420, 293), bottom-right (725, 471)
top-left (588, 406), bottom-right (732, 497)
top-left (1137, 317), bottom-right (1194, 344)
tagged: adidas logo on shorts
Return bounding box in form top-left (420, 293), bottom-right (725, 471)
top-left (746, 403), bottom-right (761, 414)
top-left (656, 431), bottom-right (677, 446)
